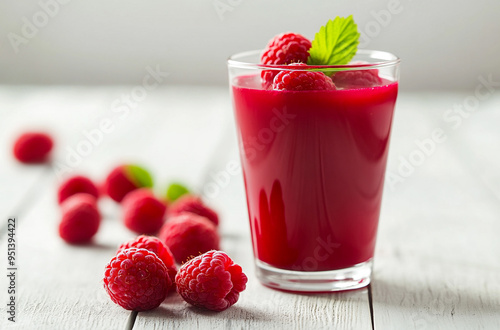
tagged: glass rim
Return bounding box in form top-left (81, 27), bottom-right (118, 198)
top-left (228, 49), bottom-right (400, 71)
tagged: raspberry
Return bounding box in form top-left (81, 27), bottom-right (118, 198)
top-left (13, 132), bottom-right (53, 163)
top-left (331, 69), bottom-right (382, 89)
top-left (118, 235), bottom-right (177, 286)
top-left (57, 175), bottom-right (99, 205)
top-left (158, 213), bottom-right (220, 264)
top-left (103, 248), bottom-right (173, 311)
top-left (104, 164), bottom-right (153, 202)
top-left (175, 250), bottom-right (248, 312)
top-left (169, 195), bottom-right (219, 226)
top-left (58, 193), bottom-right (101, 244)
top-left (261, 33), bottom-right (312, 88)
top-left (122, 189), bottom-right (166, 235)
top-left (272, 64), bottom-right (336, 91)
top-left (261, 33), bottom-right (311, 65)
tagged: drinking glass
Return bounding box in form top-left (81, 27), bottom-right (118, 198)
top-left (228, 50), bottom-right (400, 292)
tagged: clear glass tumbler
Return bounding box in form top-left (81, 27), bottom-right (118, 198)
top-left (228, 50), bottom-right (400, 292)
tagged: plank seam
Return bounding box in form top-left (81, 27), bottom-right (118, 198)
top-left (368, 284), bottom-right (375, 330)
top-left (0, 165), bottom-right (53, 238)
top-left (125, 311), bottom-right (138, 330)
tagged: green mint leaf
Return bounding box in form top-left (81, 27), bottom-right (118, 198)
top-left (307, 15), bottom-right (360, 66)
top-left (165, 182), bottom-right (190, 202)
top-left (124, 164), bottom-right (153, 188)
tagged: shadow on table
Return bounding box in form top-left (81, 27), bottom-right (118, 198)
top-left (186, 304), bottom-right (271, 321)
top-left (267, 285), bottom-right (369, 303)
top-left (64, 241), bottom-right (117, 251)
top-left (138, 293), bottom-right (272, 323)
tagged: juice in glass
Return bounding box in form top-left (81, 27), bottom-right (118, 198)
top-left (228, 50), bottom-right (400, 292)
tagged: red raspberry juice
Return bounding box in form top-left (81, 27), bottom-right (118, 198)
top-left (232, 74), bottom-right (398, 271)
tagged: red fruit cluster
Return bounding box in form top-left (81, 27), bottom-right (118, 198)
top-left (57, 175), bottom-right (99, 205)
top-left (11, 132), bottom-right (245, 313)
top-left (56, 174), bottom-right (101, 244)
top-left (103, 247), bottom-right (246, 312)
top-left (260, 33), bottom-right (383, 91)
top-left (261, 33), bottom-right (312, 88)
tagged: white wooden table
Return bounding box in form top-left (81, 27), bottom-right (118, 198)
top-left (0, 85), bottom-right (499, 329)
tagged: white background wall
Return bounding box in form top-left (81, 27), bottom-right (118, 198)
top-left (1, 0), bottom-right (499, 91)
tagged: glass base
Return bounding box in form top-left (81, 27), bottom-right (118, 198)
top-left (255, 259), bottom-right (372, 293)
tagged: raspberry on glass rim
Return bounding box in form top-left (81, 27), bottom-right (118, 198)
top-left (260, 32), bottom-right (312, 88)
top-left (272, 63), bottom-right (336, 91)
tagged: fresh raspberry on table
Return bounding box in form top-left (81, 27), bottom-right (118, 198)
top-left (272, 64), bottom-right (336, 91)
top-left (175, 250), bottom-right (248, 312)
top-left (57, 175), bottom-right (99, 205)
top-left (103, 164), bottom-right (153, 203)
top-left (122, 189), bottom-right (166, 235)
top-left (158, 213), bottom-right (220, 264)
top-left (103, 248), bottom-right (173, 311)
top-left (12, 131), bottom-right (54, 163)
top-left (169, 195), bottom-right (219, 226)
top-left (331, 69), bottom-right (382, 89)
top-left (58, 193), bottom-right (101, 244)
top-left (118, 235), bottom-right (177, 285)
top-left (261, 32), bottom-right (312, 88)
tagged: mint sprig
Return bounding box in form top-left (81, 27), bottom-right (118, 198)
top-left (307, 16), bottom-right (360, 66)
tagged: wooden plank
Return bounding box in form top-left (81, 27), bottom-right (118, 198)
top-left (0, 86), bottom-right (230, 329)
top-left (0, 87), bottom-right (60, 233)
top-left (372, 93), bottom-right (500, 329)
top-left (0, 186), bottom-right (135, 329)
